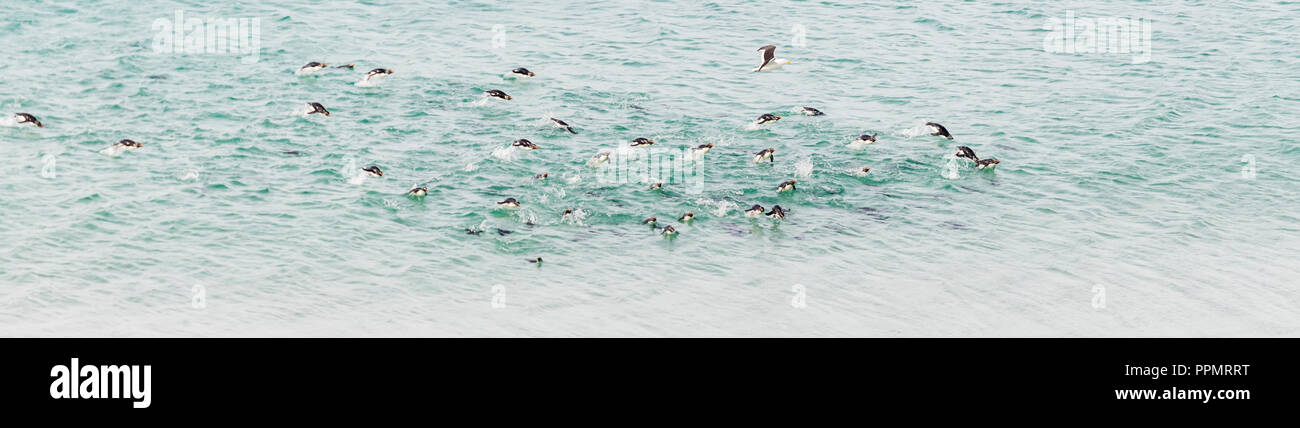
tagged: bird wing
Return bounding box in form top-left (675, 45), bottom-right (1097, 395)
top-left (757, 45), bottom-right (776, 70)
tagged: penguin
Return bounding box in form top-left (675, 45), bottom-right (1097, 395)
top-left (534, 172), bottom-right (549, 180)
top-left (13, 113), bottom-right (43, 128)
top-left (364, 68), bottom-right (394, 81)
top-left (754, 148), bottom-right (775, 163)
top-left (526, 257), bottom-right (543, 264)
top-left (497, 229), bottom-right (513, 236)
top-left (298, 62), bottom-right (328, 74)
top-left (766, 205), bottom-right (787, 219)
top-left (854, 134), bottom-right (878, 144)
top-left (660, 225), bottom-right (678, 236)
top-left (550, 117), bottom-right (577, 134)
top-left (649, 182), bottom-right (663, 190)
top-left (641, 216), bottom-right (658, 226)
top-left (511, 67), bottom-right (535, 78)
top-left (590, 151), bottom-right (611, 165)
top-left (777, 179), bottom-right (797, 193)
top-left (974, 158), bottom-right (1001, 170)
top-left (926, 122), bottom-right (953, 139)
top-left (362, 166), bottom-right (384, 177)
top-left (110, 139), bottom-right (143, 152)
top-left (630, 137), bottom-right (655, 147)
top-left (678, 212), bottom-right (695, 222)
top-left (745, 204), bottom-right (765, 218)
top-left (307, 102), bottom-right (331, 116)
top-left (860, 167), bottom-right (872, 174)
top-left (955, 146), bottom-right (978, 161)
top-left (335, 63), bottom-right (355, 69)
top-left (497, 197), bottom-right (521, 208)
top-left (465, 229), bottom-right (484, 236)
top-left (562, 209), bottom-right (574, 219)
top-left (485, 89), bottom-right (512, 100)
top-left (512, 138), bottom-right (539, 150)
top-left (754, 113), bottom-right (782, 126)
top-left (692, 143), bottom-right (714, 155)
top-left (799, 107), bottom-right (825, 116)
top-left (406, 186), bottom-right (429, 197)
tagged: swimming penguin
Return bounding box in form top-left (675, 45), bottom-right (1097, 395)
top-left (562, 209), bottom-right (573, 218)
top-left (364, 68), bottom-right (394, 81)
top-left (926, 122), bottom-right (953, 139)
top-left (335, 64), bottom-right (355, 69)
top-left (678, 212), bottom-right (695, 222)
top-left (534, 172), bottom-right (549, 180)
top-left (860, 167), bottom-right (872, 174)
top-left (692, 143), bottom-right (714, 155)
top-left (590, 151), bottom-right (611, 165)
top-left (111, 139), bottom-right (143, 151)
top-left (854, 134), bottom-right (878, 144)
top-left (362, 166), bottom-right (384, 177)
top-left (497, 228), bottom-right (513, 236)
top-left (13, 113), bottom-right (43, 128)
top-left (406, 186), bottom-right (429, 196)
top-left (511, 67), bottom-right (535, 78)
top-left (754, 148), bottom-right (776, 163)
top-left (777, 179), bottom-right (797, 193)
top-left (799, 107), bottom-right (825, 116)
top-left (512, 139), bottom-right (539, 150)
top-left (550, 117), bottom-right (577, 134)
top-left (307, 102), bottom-right (331, 116)
top-left (641, 216), bottom-right (658, 226)
top-left (630, 137), bottom-right (655, 147)
top-left (298, 62), bottom-right (328, 74)
top-left (485, 89), bottom-right (512, 100)
top-left (465, 229), bottom-right (484, 236)
top-left (974, 158), bottom-right (1001, 170)
top-left (753, 45), bottom-right (791, 72)
top-left (649, 182), bottom-right (663, 190)
top-left (754, 114), bottom-right (782, 126)
top-left (497, 197), bottom-right (521, 208)
top-left (955, 146), bottom-right (978, 161)
top-left (660, 225), bottom-right (678, 236)
top-left (745, 204), bottom-right (766, 218)
top-left (527, 257), bottom-right (543, 264)
top-left (766, 205), bottom-right (787, 219)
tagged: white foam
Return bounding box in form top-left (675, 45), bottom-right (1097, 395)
top-left (695, 198), bottom-right (737, 217)
top-left (491, 146), bottom-right (518, 162)
top-left (563, 208), bottom-right (589, 226)
top-left (900, 122), bottom-right (933, 139)
top-left (347, 171), bottom-right (369, 185)
top-left (99, 145), bottom-right (127, 157)
top-left (795, 157), bottom-right (814, 178)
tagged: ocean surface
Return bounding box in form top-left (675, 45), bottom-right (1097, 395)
top-left (2, 1), bottom-right (1298, 337)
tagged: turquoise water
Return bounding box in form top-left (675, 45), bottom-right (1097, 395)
top-left (2, 1), bottom-right (1298, 337)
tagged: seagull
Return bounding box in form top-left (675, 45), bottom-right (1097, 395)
top-left (753, 45), bottom-right (791, 72)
